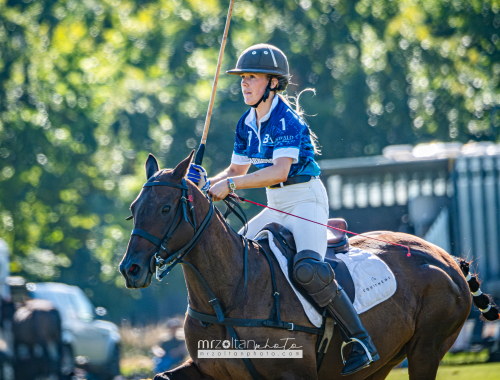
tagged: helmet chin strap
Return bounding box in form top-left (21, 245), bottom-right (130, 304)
top-left (251, 77), bottom-right (275, 108)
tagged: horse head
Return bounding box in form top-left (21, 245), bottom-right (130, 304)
top-left (119, 150), bottom-right (200, 288)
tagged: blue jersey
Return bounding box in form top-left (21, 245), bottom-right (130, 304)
top-left (231, 96), bottom-right (321, 178)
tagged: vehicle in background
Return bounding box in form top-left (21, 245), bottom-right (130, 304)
top-left (28, 283), bottom-right (121, 380)
top-left (0, 240), bottom-right (14, 380)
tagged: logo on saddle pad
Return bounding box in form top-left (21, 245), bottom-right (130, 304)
top-left (363, 276), bottom-right (392, 293)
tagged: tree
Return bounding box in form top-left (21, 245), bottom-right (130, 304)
top-left (1, 0), bottom-right (499, 320)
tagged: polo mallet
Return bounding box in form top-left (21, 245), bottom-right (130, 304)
top-left (194, 0), bottom-right (236, 166)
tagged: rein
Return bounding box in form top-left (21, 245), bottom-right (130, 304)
top-left (221, 195), bottom-right (248, 236)
top-left (228, 194), bottom-right (412, 257)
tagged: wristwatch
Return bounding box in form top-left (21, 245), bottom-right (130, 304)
top-left (227, 178), bottom-right (237, 193)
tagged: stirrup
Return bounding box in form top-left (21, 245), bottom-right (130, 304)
top-left (340, 338), bottom-right (373, 366)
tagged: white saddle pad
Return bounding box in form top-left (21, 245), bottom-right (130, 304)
top-left (254, 231), bottom-right (397, 327)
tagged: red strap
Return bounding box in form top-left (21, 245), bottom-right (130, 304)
top-left (229, 194), bottom-right (411, 257)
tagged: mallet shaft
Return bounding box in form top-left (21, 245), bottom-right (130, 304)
top-left (195, 0), bottom-right (235, 165)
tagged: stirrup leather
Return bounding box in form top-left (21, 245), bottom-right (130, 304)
top-left (340, 337), bottom-right (373, 366)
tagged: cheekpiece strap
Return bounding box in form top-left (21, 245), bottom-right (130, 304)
top-left (250, 77), bottom-right (274, 109)
top-left (131, 228), bottom-right (162, 246)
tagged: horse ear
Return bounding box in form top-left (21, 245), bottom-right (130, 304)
top-left (145, 154), bottom-right (159, 179)
top-left (171, 150), bottom-right (195, 181)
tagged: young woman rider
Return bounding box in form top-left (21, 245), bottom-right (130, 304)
top-left (187, 44), bottom-right (378, 375)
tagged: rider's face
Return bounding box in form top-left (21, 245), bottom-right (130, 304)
top-left (240, 73), bottom-right (269, 105)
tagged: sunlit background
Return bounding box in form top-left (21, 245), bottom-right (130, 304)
top-left (1, 0), bottom-right (500, 377)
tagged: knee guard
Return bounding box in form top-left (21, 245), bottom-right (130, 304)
top-left (292, 250), bottom-right (338, 307)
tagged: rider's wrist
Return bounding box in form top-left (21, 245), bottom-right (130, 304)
top-left (227, 178), bottom-right (236, 193)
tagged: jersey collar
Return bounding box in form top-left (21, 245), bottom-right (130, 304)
top-left (245, 95), bottom-right (280, 130)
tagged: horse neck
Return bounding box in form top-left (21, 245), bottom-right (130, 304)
top-left (181, 195), bottom-right (246, 314)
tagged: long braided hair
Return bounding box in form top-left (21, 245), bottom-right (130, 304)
top-left (267, 74), bottom-right (321, 155)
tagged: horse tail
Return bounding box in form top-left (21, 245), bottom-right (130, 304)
top-left (459, 260), bottom-right (499, 321)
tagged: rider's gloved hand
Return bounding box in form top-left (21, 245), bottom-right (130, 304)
top-left (187, 164), bottom-right (210, 191)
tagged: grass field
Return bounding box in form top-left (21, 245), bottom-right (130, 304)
top-left (119, 323), bottom-right (500, 379)
top-left (387, 362), bottom-right (500, 380)
top-left (121, 358), bottom-right (500, 380)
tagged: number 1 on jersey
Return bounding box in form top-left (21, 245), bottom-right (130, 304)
top-left (280, 118), bottom-right (286, 131)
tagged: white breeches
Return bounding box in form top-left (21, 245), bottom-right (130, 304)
top-left (241, 179), bottom-right (329, 259)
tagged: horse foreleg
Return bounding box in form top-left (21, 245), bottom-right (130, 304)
top-left (153, 359), bottom-right (211, 380)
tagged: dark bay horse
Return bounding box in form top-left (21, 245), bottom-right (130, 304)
top-left (120, 152), bottom-right (492, 380)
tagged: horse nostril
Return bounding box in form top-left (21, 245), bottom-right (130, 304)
top-left (129, 264), bottom-right (140, 276)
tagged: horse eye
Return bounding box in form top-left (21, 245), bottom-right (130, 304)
top-left (162, 205), bottom-right (171, 213)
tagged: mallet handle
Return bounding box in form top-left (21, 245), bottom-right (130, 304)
top-left (195, 0), bottom-right (235, 165)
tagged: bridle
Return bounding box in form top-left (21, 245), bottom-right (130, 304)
top-left (127, 174), bottom-right (329, 380)
top-left (130, 175), bottom-right (214, 281)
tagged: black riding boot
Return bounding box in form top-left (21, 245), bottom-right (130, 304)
top-left (326, 287), bottom-right (380, 375)
top-left (292, 250), bottom-right (379, 376)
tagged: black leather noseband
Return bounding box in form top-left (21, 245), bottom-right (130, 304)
top-left (130, 176), bottom-right (214, 281)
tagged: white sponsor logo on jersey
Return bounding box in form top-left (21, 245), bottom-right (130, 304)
top-left (249, 157), bottom-right (273, 165)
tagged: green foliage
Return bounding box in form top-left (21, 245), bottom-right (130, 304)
top-left (1, 0), bottom-right (500, 315)
top-left (388, 362), bottom-right (500, 380)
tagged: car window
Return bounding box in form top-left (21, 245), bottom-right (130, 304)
top-left (71, 289), bottom-right (94, 322)
top-left (32, 287), bottom-right (94, 322)
top-left (32, 289), bottom-right (78, 321)
top-left (57, 292), bottom-right (81, 321)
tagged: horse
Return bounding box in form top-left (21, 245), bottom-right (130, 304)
top-left (13, 299), bottom-right (63, 380)
top-left (120, 151), bottom-right (497, 380)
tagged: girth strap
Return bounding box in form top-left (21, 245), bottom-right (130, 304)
top-left (316, 316), bottom-right (335, 370)
top-left (187, 307), bottom-right (322, 335)
top-left (183, 238), bottom-right (323, 334)
top-left (226, 326), bottom-right (262, 380)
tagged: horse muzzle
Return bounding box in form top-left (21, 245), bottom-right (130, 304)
top-left (119, 258), bottom-right (153, 289)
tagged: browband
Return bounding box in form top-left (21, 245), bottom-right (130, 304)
top-left (143, 181), bottom-right (188, 190)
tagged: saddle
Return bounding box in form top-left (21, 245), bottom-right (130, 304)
top-left (257, 220), bottom-right (355, 314)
